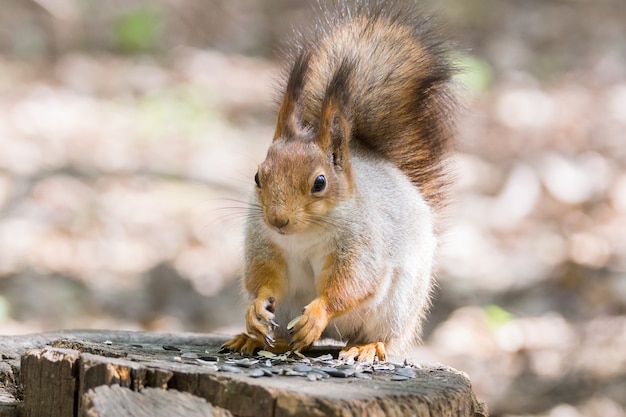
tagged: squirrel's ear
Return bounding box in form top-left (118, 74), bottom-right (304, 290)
top-left (317, 61), bottom-right (352, 168)
top-left (273, 51), bottom-right (311, 141)
top-left (317, 97), bottom-right (351, 168)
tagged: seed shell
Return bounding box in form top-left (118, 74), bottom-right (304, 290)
top-left (293, 364), bottom-right (313, 372)
top-left (287, 315), bottom-right (302, 331)
top-left (163, 345), bottom-right (181, 352)
top-left (394, 367), bottom-right (417, 378)
top-left (248, 368), bottom-right (266, 378)
top-left (181, 352), bottom-right (199, 359)
top-left (220, 364), bottom-right (242, 373)
top-left (258, 350), bottom-right (276, 359)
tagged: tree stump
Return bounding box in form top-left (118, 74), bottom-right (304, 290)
top-left (0, 330), bottom-right (487, 417)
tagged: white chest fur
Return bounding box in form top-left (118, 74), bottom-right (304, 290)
top-left (270, 229), bottom-right (332, 302)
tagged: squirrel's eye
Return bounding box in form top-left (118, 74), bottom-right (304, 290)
top-left (311, 175), bottom-right (326, 193)
top-left (254, 172), bottom-right (261, 188)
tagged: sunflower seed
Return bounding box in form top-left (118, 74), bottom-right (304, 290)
top-left (287, 315), bottom-right (302, 331)
top-left (391, 375), bottom-right (409, 381)
top-left (163, 345), bottom-right (181, 351)
top-left (220, 364), bottom-right (242, 373)
top-left (292, 351), bottom-right (308, 361)
top-left (320, 367), bottom-right (354, 378)
top-left (394, 367), bottom-right (417, 378)
top-left (197, 359), bottom-right (219, 367)
top-left (355, 372), bottom-right (372, 379)
top-left (284, 369), bottom-right (306, 377)
top-left (248, 368), bottom-right (266, 378)
top-left (234, 358), bottom-right (259, 368)
top-left (307, 373), bottom-right (320, 381)
top-left (258, 350), bottom-right (276, 359)
top-left (265, 367), bottom-right (281, 375)
top-left (293, 364), bottom-right (313, 372)
top-left (312, 354), bottom-right (334, 362)
top-left (309, 370), bottom-right (330, 379)
top-left (374, 363), bottom-right (395, 371)
top-left (181, 352), bottom-right (199, 359)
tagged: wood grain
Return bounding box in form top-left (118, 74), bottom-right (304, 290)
top-left (81, 385), bottom-right (232, 417)
top-left (0, 330), bottom-right (487, 417)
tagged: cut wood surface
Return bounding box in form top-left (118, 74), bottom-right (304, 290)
top-left (82, 385), bottom-right (233, 417)
top-left (0, 330), bottom-right (488, 417)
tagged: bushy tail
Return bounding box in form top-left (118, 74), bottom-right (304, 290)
top-left (283, 0), bottom-right (457, 207)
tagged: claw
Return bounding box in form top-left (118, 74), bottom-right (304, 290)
top-left (270, 319), bottom-right (279, 329)
top-left (264, 334), bottom-right (275, 348)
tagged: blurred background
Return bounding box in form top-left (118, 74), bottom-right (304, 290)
top-left (0, 0), bottom-right (625, 415)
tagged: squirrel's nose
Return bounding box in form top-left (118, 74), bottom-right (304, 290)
top-left (268, 215), bottom-right (290, 230)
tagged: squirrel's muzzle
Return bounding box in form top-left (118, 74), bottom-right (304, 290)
top-left (266, 212), bottom-right (291, 234)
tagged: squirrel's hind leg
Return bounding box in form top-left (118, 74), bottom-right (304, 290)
top-left (222, 333), bottom-right (291, 355)
top-left (339, 342), bottom-right (387, 363)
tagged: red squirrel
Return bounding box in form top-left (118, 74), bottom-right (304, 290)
top-left (223, 0), bottom-right (457, 362)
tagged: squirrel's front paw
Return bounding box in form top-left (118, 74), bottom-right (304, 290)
top-left (290, 298), bottom-right (329, 352)
top-left (246, 296), bottom-right (279, 347)
top-left (221, 333), bottom-right (265, 355)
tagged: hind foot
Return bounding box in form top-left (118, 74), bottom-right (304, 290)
top-left (339, 342), bottom-right (387, 363)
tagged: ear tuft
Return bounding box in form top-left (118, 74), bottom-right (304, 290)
top-left (317, 58), bottom-right (354, 168)
top-left (273, 51), bottom-right (312, 141)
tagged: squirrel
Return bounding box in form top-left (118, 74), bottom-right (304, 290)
top-left (223, 0), bottom-right (457, 362)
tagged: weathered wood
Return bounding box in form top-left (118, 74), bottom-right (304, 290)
top-left (1, 330), bottom-right (488, 417)
top-left (0, 347), bottom-right (21, 417)
top-left (21, 347), bottom-right (80, 417)
top-left (81, 385), bottom-right (232, 417)
top-left (76, 353), bottom-right (146, 417)
top-left (0, 388), bottom-right (19, 417)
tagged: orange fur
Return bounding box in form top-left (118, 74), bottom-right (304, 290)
top-left (291, 253), bottom-right (379, 354)
top-left (244, 242), bottom-right (286, 300)
top-left (316, 253), bottom-right (376, 315)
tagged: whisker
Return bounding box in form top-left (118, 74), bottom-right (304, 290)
top-left (197, 201), bottom-right (260, 232)
top-left (304, 215), bottom-right (338, 233)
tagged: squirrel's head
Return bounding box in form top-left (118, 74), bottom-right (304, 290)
top-left (254, 53), bottom-right (354, 236)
